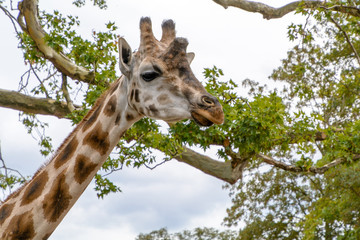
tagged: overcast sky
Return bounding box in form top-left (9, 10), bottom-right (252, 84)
top-left (0, 0), bottom-right (303, 239)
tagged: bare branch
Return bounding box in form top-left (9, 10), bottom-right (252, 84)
top-left (18, 0), bottom-right (96, 84)
top-left (212, 0), bottom-right (360, 20)
top-left (144, 159), bottom-right (170, 170)
top-left (212, 0), bottom-right (322, 19)
top-left (0, 142), bottom-right (27, 199)
top-left (0, 4), bottom-right (21, 35)
top-left (0, 144), bottom-right (26, 181)
top-left (29, 63), bottom-right (50, 98)
top-left (258, 153), bottom-right (360, 174)
top-left (61, 74), bottom-right (75, 112)
top-left (328, 15), bottom-right (360, 66)
top-left (0, 88), bottom-right (81, 118)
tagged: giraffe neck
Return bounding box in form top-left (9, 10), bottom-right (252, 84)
top-left (0, 77), bottom-right (142, 239)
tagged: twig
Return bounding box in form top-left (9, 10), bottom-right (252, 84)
top-left (258, 153), bottom-right (360, 174)
top-left (18, 68), bottom-right (31, 93)
top-left (328, 14), bottom-right (360, 66)
top-left (29, 62), bottom-right (51, 98)
top-left (101, 164), bottom-right (124, 177)
top-left (0, 4), bottom-right (21, 35)
top-left (61, 74), bottom-right (75, 112)
top-left (144, 159), bottom-right (170, 170)
top-left (0, 142), bottom-right (9, 182)
top-left (43, 68), bottom-right (58, 82)
top-left (0, 142), bottom-right (27, 197)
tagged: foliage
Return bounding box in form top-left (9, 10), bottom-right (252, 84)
top-left (72, 0), bottom-right (107, 9)
top-left (224, 168), bottom-right (316, 239)
top-left (135, 227), bottom-right (238, 240)
top-left (94, 172), bottom-right (121, 199)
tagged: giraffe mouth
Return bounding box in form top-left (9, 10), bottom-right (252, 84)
top-left (191, 111), bottom-right (214, 126)
top-left (191, 109), bottom-right (224, 127)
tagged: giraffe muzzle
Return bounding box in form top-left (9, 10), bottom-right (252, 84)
top-left (191, 96), bottom-right (224, 126)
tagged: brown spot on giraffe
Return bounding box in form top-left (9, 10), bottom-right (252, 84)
top-left (134, 89), bottom-right (140, 103)
top-left (1, 210), bottom-right (35, 240)
top-left (82, 105), bottom-right (102, 133)
top-left (21, 170), bottom-right (49, 206)
top-left (132, 103), bottom-right (138, 112)
top-left (74, 155), bottom-right (97, 184)
top-left (130, 89), bottom-right (135, 102)
top-left (54, 137), bottom-right (79, 169)
top-left (126, 113), bottom-right (134, 121)
top-left (157, 94), bottom-right (169, 104)
top-left (115, 113), bottom-right (121, 125)
top-left (182, 87), bottom-right (192, 101)
top-left (138, 107), bottom-right (145, 115)
top-left (163, 83), bottom-right (182, 98)
top-left (0, 203), bottom-right (15, 225)
top-left (83, 123), bottom-right (110, 156)
top-left (103, 95), bottom-right (117, 116)
top-left (148, 104), bottom-right (159, 114)
top-left (42, 170), bottom-right (72, 222)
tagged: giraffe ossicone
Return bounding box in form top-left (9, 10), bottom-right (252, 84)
top-left (0, 17), bottom-right (224, 239)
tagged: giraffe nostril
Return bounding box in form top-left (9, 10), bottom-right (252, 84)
top-left (201, 96), bottom-right (215, 107)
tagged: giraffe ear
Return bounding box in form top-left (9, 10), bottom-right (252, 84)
top-left (118, 37), bottom-right (132, 78)
top-left (187, 52), bottom-right (195, 64)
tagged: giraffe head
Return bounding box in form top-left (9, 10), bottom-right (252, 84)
top-left (118, 17), bottom-right (224, 126)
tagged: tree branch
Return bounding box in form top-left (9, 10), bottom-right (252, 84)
top-left (174, 147), bottom-right (243, 184)
top-left (29, 62), bottom-right (50, 98)
top-left (325, 5), bottom-right (360, 18)
top-left (0, 4), bottom-right (21, 35)
top-left (212, 0), bottom-right (322, 19)
top-left (258, 153), bottom-right (360, 174)
top-left (273, 131), bottom-right (328, 145)
top-left (171, 128), bottom-right (342, 183)
top-left (328, 15), bottom-right (360, 66)
top-left (0, 88), bottom-right (81, 118)
top-left (18, 0), bottom-right (95, 84)
top-left (61, 74), bottom-right (75, 112)
top-left (212, 0), bottom-right (360, 20)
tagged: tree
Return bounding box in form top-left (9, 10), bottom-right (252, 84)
top-left (135, 227), bottom-right (237, 240)
top-left (1, 0), bottom-right (360, 239)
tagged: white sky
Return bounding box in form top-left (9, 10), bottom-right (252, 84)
top-left (0, 0), bottom-right (303, 239)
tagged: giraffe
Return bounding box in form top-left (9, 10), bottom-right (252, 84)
top-left (0, 17), bottom-right (224, 239)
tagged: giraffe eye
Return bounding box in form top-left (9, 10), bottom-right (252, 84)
top-left (141, 71), bottom-right (160, 82)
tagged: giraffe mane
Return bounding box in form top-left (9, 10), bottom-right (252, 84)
top-left (51, 78), bottom-right (122, 163)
